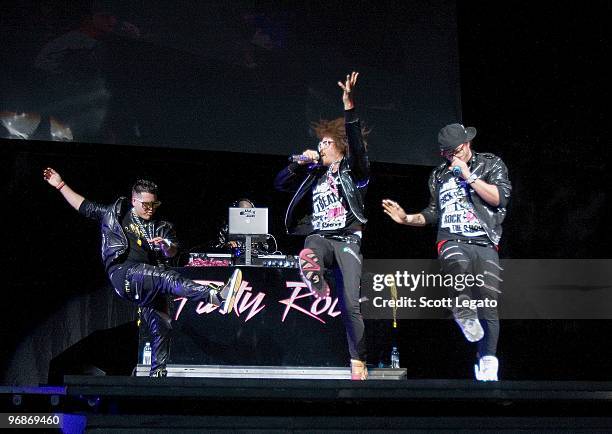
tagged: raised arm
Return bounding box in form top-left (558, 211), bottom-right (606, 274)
top-left (338, 71), bottom-right (358, 111)
top-left (43, 167), bottom-right (110, 221)
top-left (338, 72), bottom-right (369, 181)
top-left (43, 167), bottom-right (85, 211)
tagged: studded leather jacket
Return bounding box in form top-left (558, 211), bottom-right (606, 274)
top-left (79, 197), bottom-right (177, 271)
top-left (274, 109), bottom-right (369, 235)
top-left (420, 152), bottom-right (511, 245)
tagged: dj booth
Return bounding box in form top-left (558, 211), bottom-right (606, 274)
top-left (136, 265), bottom-right (355, 377)
top-left (136, 209), bottom-right (406, 380)
top-left (137, 207), bottom-right (351, 371)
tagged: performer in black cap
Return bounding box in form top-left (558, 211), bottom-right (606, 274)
top-left (382, 123), bottom-right (511, 381)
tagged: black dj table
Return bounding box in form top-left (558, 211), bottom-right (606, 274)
top-left (138, 266), bottom-right (348, 367)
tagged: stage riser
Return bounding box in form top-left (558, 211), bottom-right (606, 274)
top-left (135, 364), bottom-right (406, 380)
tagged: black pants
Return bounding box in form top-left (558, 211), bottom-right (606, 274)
top-left (438, 241), bottom-right (502, 357)
top-left (305, 233), bottom-right (366, 362)
top-left (109, 263), bottom-right (220, 375)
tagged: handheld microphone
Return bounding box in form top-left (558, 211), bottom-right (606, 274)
top-left (452, 166), bottom-right (462, 177)
top-left (289, 154), bottom-right (319, 163)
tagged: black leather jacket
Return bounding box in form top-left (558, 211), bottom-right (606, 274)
top-left (274, 109), bottom-right (369, 235)
top-left (420, 152), bottom-right (511, 245)
top-left (79, 197), bottom-right (177, 271)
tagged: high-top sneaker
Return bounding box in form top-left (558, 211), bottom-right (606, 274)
top-left (218, 268), bottom-right (243, 314)
top-left (298, 248), bottom-right (330, 299)
top-left (474, 355), bottom-right (499, 382)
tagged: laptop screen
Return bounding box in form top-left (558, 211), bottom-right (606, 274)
top-left (228, 208), bottom-right (268, 235)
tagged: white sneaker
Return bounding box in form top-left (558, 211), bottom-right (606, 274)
top-left (474, 355), bottom-right (499, 382)
top-left (219, 268), bottom-right (242, 314)
top-left (454, 317), bottom-right (484, 342)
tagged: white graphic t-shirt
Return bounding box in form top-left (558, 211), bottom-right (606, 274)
top-left (311, 171), bottom-right (350, 232)
top-left (438, 174), bottom-right (487, 241)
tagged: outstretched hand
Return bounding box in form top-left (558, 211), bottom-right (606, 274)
top-left (338, 71), bottom-right (359, 110)
top-left (43, 167), bottom-right (63, 188)
top-left (382, 199), bottom-right (407, 225)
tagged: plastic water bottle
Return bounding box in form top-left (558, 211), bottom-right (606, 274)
top-left (390, 346), bottom-right (400, 368)
top-left (142, 342), bottom-right (152, 365)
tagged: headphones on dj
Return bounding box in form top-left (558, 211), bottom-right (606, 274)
top-left (231, 198), bottom-right (255, 208)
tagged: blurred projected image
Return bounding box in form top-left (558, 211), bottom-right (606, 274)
top-left (1, 0), bottom-right (460, 165)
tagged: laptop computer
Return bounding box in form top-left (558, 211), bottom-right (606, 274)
top-left (228, 207), bottom-right (268, 235)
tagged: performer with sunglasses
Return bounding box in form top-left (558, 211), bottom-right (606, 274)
top-left (274, 72), bottom-right (370, 380)
top-left (43, 168), bottom-right (242, 377)
top-left (382, 123), bottom-right (511, 381)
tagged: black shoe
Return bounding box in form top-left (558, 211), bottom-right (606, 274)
top-left (149, 368), bottom-right (167, 377)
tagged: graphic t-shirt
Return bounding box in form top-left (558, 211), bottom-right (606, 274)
top-left (108, 212), bottom-right (159, 291)
top-left (311, 169), bottom-right (356, 234)
top-left (437, 170), bottom-right (489, 243)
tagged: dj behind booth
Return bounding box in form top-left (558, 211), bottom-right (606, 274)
top-left (196, 200), bottom-right (287, 267)
top-left (136, 203), bottom-right (354, 377)
top-left (208, 198), bottom-right (272, 259)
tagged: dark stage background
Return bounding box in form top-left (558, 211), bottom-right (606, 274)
top-left (2, 2), bottom-right (610, 385)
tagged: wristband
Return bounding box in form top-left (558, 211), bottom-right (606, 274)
top-left (467, 173), bottom-right (478, 184)
top-left (56, 181), bottom-right (65, 191)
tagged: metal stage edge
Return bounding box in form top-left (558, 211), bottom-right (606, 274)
top-left (63, 375), bottom-right (612, 403)
top-left (134, 364), bottom-right (406, 380)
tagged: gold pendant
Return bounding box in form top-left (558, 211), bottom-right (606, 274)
top-left (137, 238), bottom-right (142, 246)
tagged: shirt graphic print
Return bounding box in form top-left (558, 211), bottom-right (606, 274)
top-left (311, 171), bottom-right (347, 231)
top-left (439, 176), bottom-right (486, 238)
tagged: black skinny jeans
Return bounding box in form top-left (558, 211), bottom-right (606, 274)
top-left (109, 263), bottom-right (221, 375)
top-left (438, 241), bottom-right (502, 357)
top-left (304, 233), bottom-right (367, 362)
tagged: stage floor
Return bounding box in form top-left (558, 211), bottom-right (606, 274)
top-left (4, 376), bottom-right (612, 432)
top-left (62, 376), bottom-right (612, 432)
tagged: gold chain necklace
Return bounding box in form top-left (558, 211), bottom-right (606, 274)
top-left (131, 208), bottom-right (155, 249)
